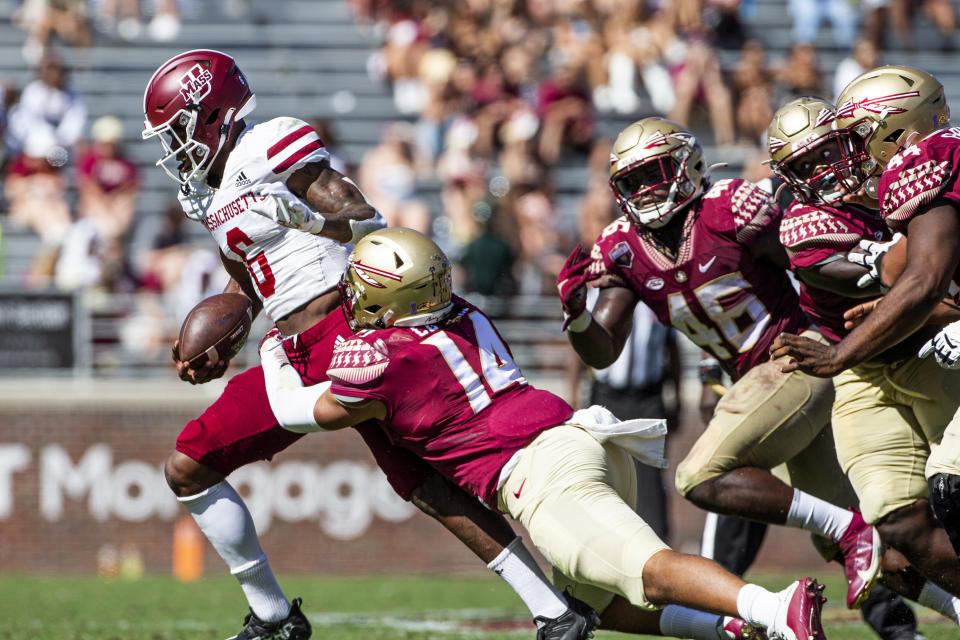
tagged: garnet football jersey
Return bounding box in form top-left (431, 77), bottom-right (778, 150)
top-left (879, 127), bottom-right (960, 299)
top-left (590, 179), bottom-right (811, 380)
top-left (780, 202), bottom-right (890, 341)
top-left (326, 298), bottom-right (574, 508)
top-left (178, 117), bottom-right (377, 321)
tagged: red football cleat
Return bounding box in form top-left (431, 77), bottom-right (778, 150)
top-left (768, 577), bottom-right (826, 640)
top-left (836, 509), bottom-right (882, 608)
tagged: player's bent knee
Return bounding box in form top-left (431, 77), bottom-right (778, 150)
top-left (856, 485), bottom-right (901, 527)
top-left (164, 451), bottom-right (222, 497)
top-left (674, 457), bottom-right (716, 498)
top-left (876, 500), bottom-right (933, 555)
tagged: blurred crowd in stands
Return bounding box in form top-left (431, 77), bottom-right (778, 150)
top-left (351, 0), bottom-right (957, 297)
top-left (0, 0), bottom-right (957, 368)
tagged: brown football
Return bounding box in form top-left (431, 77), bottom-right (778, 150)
top-left (177, 293), bottom-right (254, 367)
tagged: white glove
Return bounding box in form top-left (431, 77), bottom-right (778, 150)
top-left (847, 233), bottom-right (903, 289)
top-left (919, 320), bottom-right (960, 369)
top-left (251, 182), bottom-right (327, 234)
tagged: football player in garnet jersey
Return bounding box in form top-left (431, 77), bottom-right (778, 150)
top-left (143, 49), bottom-right (596, 640)
top-left (559, 117), bottom-right (880, 611)
top-left (769, 96), bottom-right (960, 614)
top-left (259, 226), bottom-right (829, 640)
top-left (769, 66), bottom-right (960, 562)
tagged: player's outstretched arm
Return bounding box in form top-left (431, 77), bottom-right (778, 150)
top-left (829, 204), bottom-right (960, 367)
top-left (258, 329), bottom-right (384, 431)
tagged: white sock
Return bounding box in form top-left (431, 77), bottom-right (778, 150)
top-left (487, 536), bottom-right (568, 620)
top-left (659, 604), bottom-right (726, 639)
top-left (784, 489), bottom-right (854, 540)
top-left (736, 583), bottom-right (780, 631)
top-left (179, 481), bottom-right (291, 622)
top-left (232, 555), bottom-right (293, 623)
top-left (919, 580), bottom-right (960, 624)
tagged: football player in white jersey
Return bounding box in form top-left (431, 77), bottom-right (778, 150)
top-left (143, 50), bottom-right (596, 640)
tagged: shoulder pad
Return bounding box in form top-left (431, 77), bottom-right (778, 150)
top-left (729, 181), bottom-right (776, 237)
top-left (597, 216), bottom-right (633, 241)
top-left (780, 205), bottom-right (861, 251)
top-left (882, 158), bottom-right (951, 229)
top-left (590, 219), bottom-right (633, 279)
top-left (327, 336), bottom-right (390, 385)
top-left (254, 117), bottom-right (329, 176)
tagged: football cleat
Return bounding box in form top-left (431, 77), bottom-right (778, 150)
top-left (226, 597), bottom-right (311, 640)
top-left (836, 509), bottom-right (882, 609)
top-left (535, 592), bottom-right (599, 640)
top-left (768, 578), bottom-right (826, 640)
top-left (721, 616), bottom-right (768, 639)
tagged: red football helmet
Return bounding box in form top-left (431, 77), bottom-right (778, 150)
top-left (142, 49), bottom-right (256, 187)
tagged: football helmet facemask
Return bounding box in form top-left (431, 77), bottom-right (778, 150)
top-left (609, 117), bottom-right (705, 229)
top-left (835, 65), bottom-right (949, 195)
top-left (142, 49), bottom-right (257, 187)
top-left (768, 97), bottom-right (863, 205)
top-left (340, 228), bottom-right (453, 331)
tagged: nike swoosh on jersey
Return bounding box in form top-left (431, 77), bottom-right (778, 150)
top-left (513, 479), bottom-right (526, 499)
top-left (698, 256), bottom-right (717, 273)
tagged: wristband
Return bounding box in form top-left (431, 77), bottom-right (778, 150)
top-left (565, 310), bottom-right (592, 333)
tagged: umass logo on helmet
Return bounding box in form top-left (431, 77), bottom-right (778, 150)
top-left (179, 64), bottom-right (214, 103)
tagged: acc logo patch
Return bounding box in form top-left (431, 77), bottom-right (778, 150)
top-left (646, 277), bottom-right (665, 290)
top-left (609, 241), bottom-right (634, 268)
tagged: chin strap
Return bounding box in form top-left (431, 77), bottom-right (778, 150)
top-left (773, 181), bottom-right (789, 203)
top-left (199, 106), bottom-right (238, 181)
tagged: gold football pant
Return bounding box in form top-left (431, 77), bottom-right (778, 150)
top-left (674, 331), bottom-right (850, 506)
top-left (833, 354), bottom-right (960, 523)
top-left (498, 425), bottom-right (670, 613)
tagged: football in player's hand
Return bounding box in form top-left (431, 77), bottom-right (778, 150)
top-left (177, 293), bottom-right (254, 367)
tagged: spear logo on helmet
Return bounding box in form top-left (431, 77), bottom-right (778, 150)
top-left (836, 92), bottom-right (920, 119)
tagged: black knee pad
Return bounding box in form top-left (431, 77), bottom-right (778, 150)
top-left (928, 472), bottom-right (960, 556)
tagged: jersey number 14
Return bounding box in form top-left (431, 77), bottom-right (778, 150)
top-left (423, 312), bottom-right (526, 414)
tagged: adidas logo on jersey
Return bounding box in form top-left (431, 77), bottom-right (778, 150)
top-left (236, 171), bottom-right (252, 188)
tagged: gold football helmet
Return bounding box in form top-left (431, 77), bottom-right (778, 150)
top-left (768, 97), bottom-right (863, 205)
top-left (835, 65), bottom-right (950, 189)
top-left (609, 117), bottom-right (706, 229)
top-left (339, 227), bottom-right (453, 330)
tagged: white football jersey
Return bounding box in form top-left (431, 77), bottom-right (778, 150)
top-left (178, 117), bottom-right (364, 321)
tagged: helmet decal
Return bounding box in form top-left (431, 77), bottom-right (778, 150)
top-left (814, 107), bottom-right (836, 128)
top-left (350, 259), bottom-right (402, 288)
top-left (768, 136), bottom-right (788, 153)
top-left (179, 63), bottom-right (214, 103)
top-left (836, 91), bottom-right (920, 119)
top-left (641, 131), bottom-right (669, 149)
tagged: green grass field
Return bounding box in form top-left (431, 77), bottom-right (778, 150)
top-left (4, 571), bottom-right (955, 639)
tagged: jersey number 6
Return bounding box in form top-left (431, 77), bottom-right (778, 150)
top-left (227, 227), bottom-right (277, 298)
